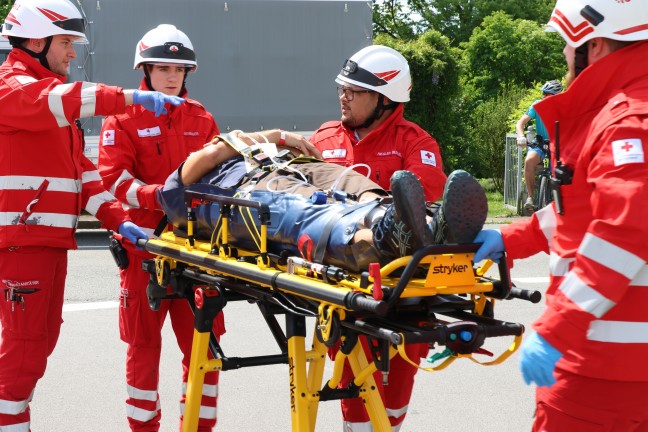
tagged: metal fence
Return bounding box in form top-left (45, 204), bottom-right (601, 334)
top-left (503, 134), bottom-right (525, 215)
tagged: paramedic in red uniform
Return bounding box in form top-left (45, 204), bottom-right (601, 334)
top-left (310, 44), bottom-right (446, 203)
top-left (474, 0), bottom-right (648, 430)
top-left (97, 24), bottom-right (223, 432)
top-left (0, 1), bottom-right (185, 430)
top-left (310, 44), bottom-right (446, 431)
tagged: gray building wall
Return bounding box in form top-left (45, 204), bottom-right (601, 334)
top-left (70, 0), bottom-right (373, 137)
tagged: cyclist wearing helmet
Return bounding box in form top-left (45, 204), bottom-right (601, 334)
top-left (310, 45), bottom-right (447, 202)
top-left (515, 80), bottom-right (563, 212)
top-left (97, 24), bottom-right (221, 432)
top-left (475, 0), bottom-right (648, 429)
top-left (0, 1), bottom-right (183, 429)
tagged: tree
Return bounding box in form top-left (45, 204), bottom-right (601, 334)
top-left (373, 0), bottom-right (555, 45)
top-left (374, 31), bottom-right (465, 172)
top-left (1, 0), bottom-right (13, 21)
top-left (461, 12), bottom-right (565, 103)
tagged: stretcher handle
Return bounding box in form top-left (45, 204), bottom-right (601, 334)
top-left (507, 287), bottom-right (542, 304)
top-left (482, 321), bottom-right (524, 338)
top-left (345, 292), bottom-right (389, 316)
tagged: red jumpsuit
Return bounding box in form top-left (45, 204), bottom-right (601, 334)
top-left (0, 49), bottom-right (131, 431)
top-left (98, 80), bottom-right (224, 432)
top-left (311, 105), bottom-right (444, 430)
top-left (502, 41), bottom-right (648, 431)
top-left (309, 104), bottom-right (446, 202)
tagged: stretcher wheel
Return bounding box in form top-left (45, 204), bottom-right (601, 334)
top-left (315, 313), bottom-right (342, 348)
top-left (146, 278), bottom-right (166, 312)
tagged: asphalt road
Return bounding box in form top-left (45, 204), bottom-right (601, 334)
top-left (24, 227), bottom-right (547, 432)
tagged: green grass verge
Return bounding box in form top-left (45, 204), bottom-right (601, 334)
top-left (478, 179), bottom-right (519, 219)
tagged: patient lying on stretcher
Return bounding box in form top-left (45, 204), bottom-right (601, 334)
top-left (159, 132), bottom-right (488, 272)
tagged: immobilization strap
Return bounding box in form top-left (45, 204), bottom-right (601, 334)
top-left (312, 199), bottom-right (380, 264)
top-left (395, 333), bottom-right (523, 372)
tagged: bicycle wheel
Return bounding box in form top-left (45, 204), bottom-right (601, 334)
top-left (538, 175), bottom-right (552, 209)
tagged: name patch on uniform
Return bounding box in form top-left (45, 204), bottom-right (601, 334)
top-left (322, 149), bottom-right (347, 159)
top-left (102, 129), bottom-right (115, 145)
top-left (612, 138), bottom-right (644, 166)
top-left (184, 131), bottom-right (199, 136)
top-left (137, 126), bottom-right (162, 137)
top-left (420, 150), bottom-right (437, 167)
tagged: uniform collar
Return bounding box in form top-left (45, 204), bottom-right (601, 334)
top-left (8, 48), bottom-right (66, 82)
top-left (535, 40), bottom-right (648, 142)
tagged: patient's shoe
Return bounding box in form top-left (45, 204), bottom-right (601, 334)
top-left (429, 170), bottom-right (487, 244)
top-left (372, 170), bottom-right (432, 258)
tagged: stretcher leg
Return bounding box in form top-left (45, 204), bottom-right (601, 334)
top-left (306, 336), bottom-right (328, 428)
top-left (347, 342), bottom-right (392, 432)
top-left (287, 314), bottom-right (317, 431)
top-left (182, 288), bottom-right (224, 432)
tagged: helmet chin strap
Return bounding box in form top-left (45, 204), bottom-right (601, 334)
top-left (574, 43), bottom-right (589, 77)
top-left (16, 36), bottom-right (53, 71)
top-left (355, 94), bottom-right (398, 130)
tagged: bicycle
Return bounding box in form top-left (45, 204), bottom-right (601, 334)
top-left (525, 126), bottom-right (552, 212)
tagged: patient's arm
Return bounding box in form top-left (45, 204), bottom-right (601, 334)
top-left (180, 137), bottom-right (239, 185)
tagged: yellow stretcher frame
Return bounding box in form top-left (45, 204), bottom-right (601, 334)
top-left (139, 191), bottom-right (539, 432)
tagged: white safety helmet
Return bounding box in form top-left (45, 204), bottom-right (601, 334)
top-left (1, 0), bottom-right (88, 44)
top-left (547, 0), bottom-right (648, 48)
top-left (134, 24), bottom-right (197, 71)
top-left (336, 45), bottom-right (411, 103)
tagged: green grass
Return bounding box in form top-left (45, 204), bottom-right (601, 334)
top-left (478, 178), bottom-right (519, 219)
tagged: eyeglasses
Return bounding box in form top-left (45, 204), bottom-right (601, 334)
top-left (336, 86), bottom-right (374, 101)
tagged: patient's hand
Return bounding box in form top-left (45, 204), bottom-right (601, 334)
top-left (280, 131), bottom-right (322, 159)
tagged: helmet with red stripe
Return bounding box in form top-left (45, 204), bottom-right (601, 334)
top-left (336, 45), bottom-right (411, 103)
top-left (547, 0), bottom-right (648, 48)
top-left (1, 0), bottom-right (88, 44)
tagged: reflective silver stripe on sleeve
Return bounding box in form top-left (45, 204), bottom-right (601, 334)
top-left (85, 191), bottom-right (116, 216)
top-left (14, 75), bottom-right (37, 85)
top-left (47, 83), bottom-right (74, 127)
top-left (630, 265), bottom-right (648, 286)
top-left (549, 252), bottom-right (573, 277)
top-left (588, 320), bottom-right (648, 343)
top-left (579, 233), bottom-right (645, 280)
top-left (0, 176), bottom-right (80, 193)
top-left (535, 205), bottom-right (556, 248)
top-left (0, 421), bottom-right (30, 431)
top-left (126, 179), bottom-right (146, 208)
top-left (82, 170), bottom-right (102, 184)
top-left (559, 271), bottom-right (616, 318)
top-left (0, 212), bottom-right (77, 228)
top-left (110, 170), bottom-right (134, 196)
top-left (0, 397), bottom-right (30, 415)
top-left (79, 82), bottom-right (98, 119)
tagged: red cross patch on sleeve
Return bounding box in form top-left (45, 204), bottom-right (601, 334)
top-left (102, 129), bottom-right (115, 145)
top-left (612, 138), bottom-right (644, 166)
top-left (420, 149), bottom-right (437, 167)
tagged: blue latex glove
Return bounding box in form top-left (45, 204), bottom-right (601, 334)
top-left (132, 90), bottom-right (184, 117)
top-left (118, 221), bottom-right (149, 246)
top-left (473, 229), bottom-right (505, 263)
top-left (519, 331), bottom-right (563, 387)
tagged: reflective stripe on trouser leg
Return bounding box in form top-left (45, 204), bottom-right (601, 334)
top-left (339, 337), bottom-right (427, 429)
top-left (0, 247), bottom-right (67, 432)
top-left (172, 285), bottom-right (223, 431)
top-left (120, 255), bottom-right (165, 431)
